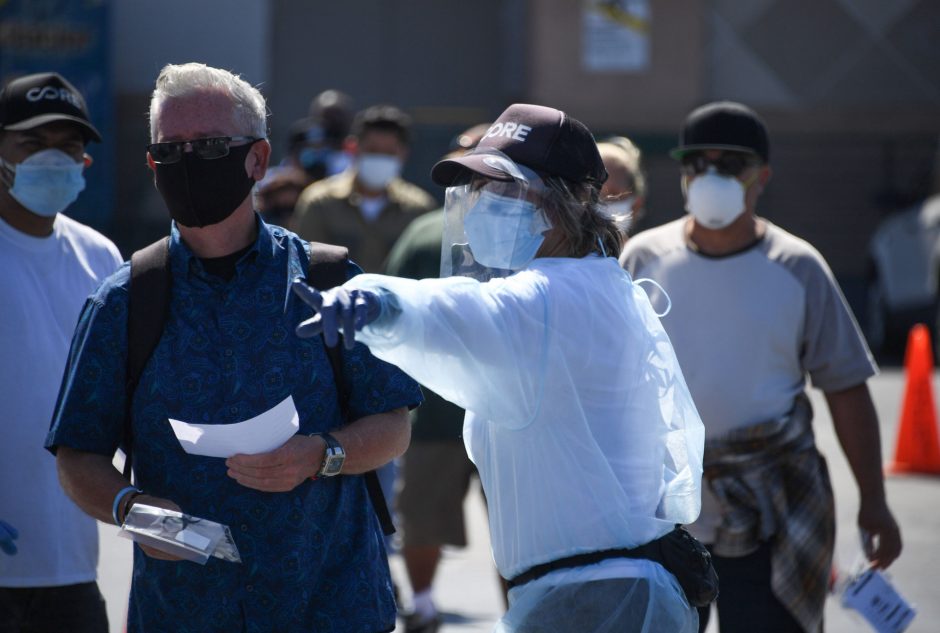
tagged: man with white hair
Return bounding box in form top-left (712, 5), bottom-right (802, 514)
top-left (45, 63), bottom-right (421, 632)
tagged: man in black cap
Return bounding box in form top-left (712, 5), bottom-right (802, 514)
top-left (0, 71), bottom-right (122, 632)
top-left (621, 101), bottom-right (902, 633)
top-left (292, 103), bottom-right (706, 632)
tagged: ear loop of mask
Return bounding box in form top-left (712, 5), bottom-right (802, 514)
top-left (633, 277), bottom-right (672, 318)
top-left (596, 236), bottom-right (607, 258)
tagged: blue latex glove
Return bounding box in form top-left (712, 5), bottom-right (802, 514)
top-left (292, 280), bottom-right (385, 349)
top-left (0, 519), bottom-right (18, 556)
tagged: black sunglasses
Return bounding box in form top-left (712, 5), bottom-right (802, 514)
top-left (147, 136), bottom-right (259, 164)
top-left (680, 152), bottom-right (760, 178)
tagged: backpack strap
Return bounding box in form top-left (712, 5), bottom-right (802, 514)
top-left (125, 237), bottom-right (172, 480)
top-left (305, 243), bottom-right (351, 408)
top-left (306, 242), bottom-right (396, 536)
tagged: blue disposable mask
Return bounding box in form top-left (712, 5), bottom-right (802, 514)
top-left (463, 191), bottom-right (549, 270)
top-left (356, 154), bottom-right (401, 190)
top-left (300, 148), bottom-right (353, 180)
top-left (1, 149), bottom-right (85, 216)
top-left (299, 147), bottom-right (330, 169)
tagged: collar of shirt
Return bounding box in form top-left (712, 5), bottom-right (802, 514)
top-left (169, 213), bottom-right (277, 283)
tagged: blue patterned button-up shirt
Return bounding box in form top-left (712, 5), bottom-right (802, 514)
top-left (46, 219), bottom-right (422, 633)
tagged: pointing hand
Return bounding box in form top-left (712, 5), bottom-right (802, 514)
top-left (292, 280), bottom-right (384, 349)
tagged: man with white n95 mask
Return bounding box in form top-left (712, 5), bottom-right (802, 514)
top-left (293, 103), bottom-right (709, 633)
top-left (621, 101), bottom-right (902, 633)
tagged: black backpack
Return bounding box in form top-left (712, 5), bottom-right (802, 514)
top-left (123, 236), bottom-right (394, 535)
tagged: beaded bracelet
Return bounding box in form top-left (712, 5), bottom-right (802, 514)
top-left (112, 486), bottom-right (141, 526)
top-left (120, 490), bottom-right (143, 524)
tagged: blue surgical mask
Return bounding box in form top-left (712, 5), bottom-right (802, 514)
top-left (463, 191), bottom-right (549, 270)
top-left (356, 154), bottom-right (401, 190)
top-left (1, 149), bottom-right (86, 217)
top-left (326, 150), bottom-right (352, 176)
top-left (300, 148), bottom-right (353, 180)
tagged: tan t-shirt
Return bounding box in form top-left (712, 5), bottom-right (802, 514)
top-left (293, 170), bottom-right (437, 273)
top-left (620, 217), bottom-right (877, 541)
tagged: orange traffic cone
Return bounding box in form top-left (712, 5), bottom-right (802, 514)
top-left (888, 323), bottom-right (940, 475)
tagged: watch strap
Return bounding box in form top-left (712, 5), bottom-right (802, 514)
top-left (310, 432), bottom-right (344, 477)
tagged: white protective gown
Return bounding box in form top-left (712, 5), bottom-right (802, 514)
top-left (347, 255), bottom-right (704, 632)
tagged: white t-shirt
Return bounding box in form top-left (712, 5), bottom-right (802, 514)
top-left (0, 213), bottom-right (122, 587)
top-left (620, 218), bottom-right (876, 541)
top-left (348, 256), bottom-right (704, 580)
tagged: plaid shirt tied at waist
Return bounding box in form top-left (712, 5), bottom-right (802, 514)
top-left (704, 393), bottom-right (834, 633)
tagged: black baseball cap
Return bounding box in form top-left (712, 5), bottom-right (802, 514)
top-left (0, 72), bottom-right (101, 143)
top-left (431, 103), bottom-right (607, 187)
top-left (670, 101), bottom-right (768, 162)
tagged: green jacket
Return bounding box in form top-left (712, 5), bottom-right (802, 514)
top-left (384, 209), bottom-right (466, 442)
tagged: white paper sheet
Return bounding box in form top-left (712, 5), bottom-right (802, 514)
top-left (168, 395), bottom-right (300, 458)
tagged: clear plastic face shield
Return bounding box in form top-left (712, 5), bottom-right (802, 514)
top-left (440, 148), bottom-right (552, 282)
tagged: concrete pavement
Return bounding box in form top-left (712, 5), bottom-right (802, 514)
top-left (96, 368), bottom-right (939, 632)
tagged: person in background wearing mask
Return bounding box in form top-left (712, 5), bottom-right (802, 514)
top-left (598, 136), bottom-right (647, 235)
top-left (0, 71), bottom-right (122, 633)
top-left (282, 89), bottom-right (356, 185)
top-left (293, 103), bottom-right (437, 273)
top-left (256, 165), bottom-right (308, 229)
top-left (620, 101), bottom-right (902, 633)
top-left (292, 103), bottom-right (705, 632)
top-left (44, 63), bottom-right (421, 632)
top-left (383, 123), bottom-right (510, 633)
top-left (294, 105), bottom-right (436, 596)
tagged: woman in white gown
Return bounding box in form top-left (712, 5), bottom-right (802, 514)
top-left (294, 104), bottom-right (705, 633)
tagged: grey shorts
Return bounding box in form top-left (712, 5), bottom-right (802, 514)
top-left (396, 441), bottom-right (479, 547)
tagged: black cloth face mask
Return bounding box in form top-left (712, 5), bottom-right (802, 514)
top-left (154, 142), bottom-right (258, 228)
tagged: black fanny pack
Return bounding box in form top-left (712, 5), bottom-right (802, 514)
top-left (505, 525), bottom-right (719, 608)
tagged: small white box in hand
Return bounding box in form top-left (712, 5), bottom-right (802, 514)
top-left (841, 568), bottom-right (916, 633)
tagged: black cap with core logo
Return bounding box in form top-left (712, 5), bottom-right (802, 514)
top-left (431, 103), bottom-right (607, 187)
top-left (0, 72), bottom-right (101, 143)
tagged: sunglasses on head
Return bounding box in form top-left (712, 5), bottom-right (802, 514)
top-left (680, 151), bottom-right (760, 178)
top-left (147, 136), bottom-right (259, 164)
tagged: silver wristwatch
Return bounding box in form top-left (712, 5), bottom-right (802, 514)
top-left (312, 432), bottom-right (345, 477)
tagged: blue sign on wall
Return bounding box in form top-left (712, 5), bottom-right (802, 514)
top-left (0, 0), bottom-right (113, 232)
